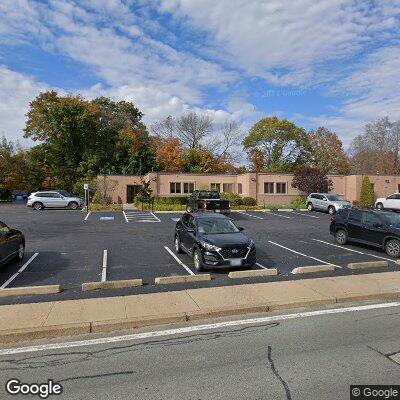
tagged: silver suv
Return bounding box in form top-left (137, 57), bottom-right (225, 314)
top-left (306, 193), bottom-right (351, 215)
top-left (27, 191), bottom-right (84, 210)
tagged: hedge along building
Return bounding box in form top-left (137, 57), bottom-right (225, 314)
top-left (98, 173), bottom-right (400, 205)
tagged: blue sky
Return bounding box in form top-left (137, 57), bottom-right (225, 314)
top-left (1, 0), bottom-right (400, 148)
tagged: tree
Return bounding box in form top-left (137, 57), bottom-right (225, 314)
top-left (95, 175), bottom-right (118, 205)
top-left (359, 176), bottom-right (375, 208)
top-left (349, 117), bottom-right (400, 174)
top-left (136, 178), bottom-right (153, 203)
top-left (249, 149), bottom-right (264, 172)
top-left (153, 137), bottom-right (185, 172)
top-left (291, 167), bottom-right (333, 195)
top-left (309, 127), bottom-right (351, 174)
top-left (243, 116), bottom-right (310, 172)
top-left (176, 112), bottom-right (213, 149)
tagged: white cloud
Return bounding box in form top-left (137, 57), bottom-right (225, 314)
top-left (0, 66), bottom-right (47, 143)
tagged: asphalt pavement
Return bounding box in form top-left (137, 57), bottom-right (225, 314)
top-left (0, 204), bottom-right (398, 305)
top-left (0, 302), bottom-right (399, 399)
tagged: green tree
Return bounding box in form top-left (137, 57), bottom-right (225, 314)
top-left (243, 116), bottom-right (310, 172)
top-left (359, 176), bottom-right (375, 208)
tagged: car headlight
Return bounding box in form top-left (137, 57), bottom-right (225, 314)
top-left (248, 239), bottom-right (255, 249)
top-left (200, 241), bottom-right (221, 251)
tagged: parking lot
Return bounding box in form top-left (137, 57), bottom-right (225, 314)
top-left (0, 204), bottom-right (398, 305)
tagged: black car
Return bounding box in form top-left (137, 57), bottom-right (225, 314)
top-left (174, 213), bottom-right (256, 271)
top-left (0, 221), bottom-right (25, 267)
top-left (330, 208), bottom-right (400, 257)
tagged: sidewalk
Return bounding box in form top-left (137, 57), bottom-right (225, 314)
top-left (1, 272), bottom-right (400, 343)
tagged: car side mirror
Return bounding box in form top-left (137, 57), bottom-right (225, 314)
top-left (323, 198), bottom-right (327, 201)
top-left (238, 227), bottom-right (244, 231)
top-left (373, 223), bottom-right (383, 229)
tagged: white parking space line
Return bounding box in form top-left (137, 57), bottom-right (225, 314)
top-left (164, 246), bottom-right (195, 275)
top-left (264, 212), bottom-right (291, 219)
top-left (268, 241), bottom-right (342, 268)
top-left (312, 239), bottom-right (397, 263)
top-left (84, 211), bottom-right (91, 221)
top-left (290, 211), bottom-right (319, 219)
top-left (238, 211), bottom-right (264, 220)
top-left (3, 301), bottom-right (400, 356)
top-left (1, 253), bottom-right (39, 288)
top-left (101, 250), bottom-right (107, 282)
top-left (122, 211), bottom-right (128, 223)
top-left (255, 262), bottom-right (268, 269)
top-left (124, 211), bottom-right (160, 223)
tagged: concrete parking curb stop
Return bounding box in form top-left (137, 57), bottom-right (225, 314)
top-left (292, 265), bottom-right (336, 274)
top-left (82, 279), bottom-right (143, 291)
top-left (347, 261), bottom-right (388, 270)
top-left (155, 274), bottom-right (211, 285)
top-left (1, 272), bottom-right (400, 344)
top-left (228, 269), bottom-right (278, 279)
top-left (0, 285), bottom-right (60, 297)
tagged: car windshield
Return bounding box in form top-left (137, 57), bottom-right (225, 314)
top-left (380, 213), bottom-right (400, 229)
top-left (197, 218), bottom-right (239, 234)
top-left (326, 195), bottom-right (344, 201)
top-left (198, 191), bottom-right (220, 199)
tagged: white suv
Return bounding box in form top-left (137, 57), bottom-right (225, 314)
top-left (27, 191), bottom-right (84, 210)
top-left (375, 193), bottom-right (400, 211)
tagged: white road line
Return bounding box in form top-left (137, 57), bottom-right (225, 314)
top-left (164, 246), bottom-right (195, 275)
top-left (390, 353), bottom-right (400, 365)
top-left (238, 211), bottom-right (264, 220)
top-left (1, 253), bottom-right (39, 288)
top-left (1, 301), bottom-right (399, 356)
top-left (312, 239), bottom-right (397, 263)
top-left (290, 211), bottom-right (319, 219)
top-left (268, 241), bottom-right (342, 268)
top-left (84, 212), bottom-right (91, 221)
top-left (101, 250), bottom-right (107, 282)
top-left (122, 211), bottom-right (128, 223)
top-left (255, 262), bottom-right (268, 269)
top-left (150, 212), bottom-right (161, 222)
top-left (264, 211), bottom-right (291, 219)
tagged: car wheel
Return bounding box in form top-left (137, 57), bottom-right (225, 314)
top-left (307, 202), bottom-right (314, 211)
top-left (385, 239), bottom-right (400, 258)
top-left (175, 235), bottom-right (183, 254)
top-left (193, 249), bottom-right (204, 272)
top-left (68, 201), bottom-right (78, 210)
top-left (32, 202), bottom-right (43, 211)
top-left (376, 202), bottom-right (384, 210)
top-left (16, 243), bottom-right (25, 261)
top-left (328, 206), bottom-right (336, 215)
top-left (335, 229), bottom-right (347, 245)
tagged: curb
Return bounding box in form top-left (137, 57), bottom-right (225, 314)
top-left (0, 323), bottom-right (90, 344)
top-left (278, 208), bottom-right (294, 212)
top-left (268, 297), bottom-right (336, 310)
top-left (0, 285), bottom-right (60, 298)
top-left (82, 279), bottom-right (142, 291)
top-left (292, 265), bottom-right (336, 274)
top-left (228, 269), bottom-right (278, 279)
top-left (347, 261), bottom-right (388, 270)
top-left (155, 274), bottom-right (211, 285)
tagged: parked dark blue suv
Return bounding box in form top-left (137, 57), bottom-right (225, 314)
top-left (330, 208), bottom-right (400, 257)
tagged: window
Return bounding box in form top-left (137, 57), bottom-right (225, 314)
top-left (370, 183), bottom-right (375, 192)
top-left (264, 182), bottom-right (274, 194)
top-left (183, 182), bottom-right (195, 194)
top-left (387, 194), bottom-right (396, 199)
top-left (348, 209), bottom-right (362, 223)
top-left (238, 183), bottom-right (242, 194)
top-left (223, 183), bottom-right (234, 193)
top-left (276, 183), bottom-right (287, 194)
top-left (398, 184), bottom-right (400, 193)
top-left (362, 212), bottom-right (382, 227)
top-left (170, 182), bottom-right (181, 194)
top-left (210, 183), bottom-right (220, 191)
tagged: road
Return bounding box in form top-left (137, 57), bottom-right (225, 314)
top-left (0, 303), bottom-right (399, 399)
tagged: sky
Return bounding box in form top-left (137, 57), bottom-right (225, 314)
top-left (1, 0), bottom-right (400, 148)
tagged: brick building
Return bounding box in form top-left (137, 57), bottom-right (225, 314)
top-left (98, 173), bottom-right (400, 205)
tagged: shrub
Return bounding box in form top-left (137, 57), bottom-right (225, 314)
top-left (241, 197), bottom-right (256, 206)
top-left (220, 192), bottom-right (242, 206)
top-left (91, 191), bottom-right (111, 205)
top-left (154, 196), bottom-right (187, 205)
top-left (359, 176), bottom-right (375, 208)
top-left (290, 197), bottom-right (306, 208)
top-left (292, 166), bottom-right (333, 194)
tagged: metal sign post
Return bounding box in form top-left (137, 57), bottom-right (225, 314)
top-left (84, 183), bottom-right (89, 212)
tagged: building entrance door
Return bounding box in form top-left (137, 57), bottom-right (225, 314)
top-left (127, 185), bottom-right (141, 203)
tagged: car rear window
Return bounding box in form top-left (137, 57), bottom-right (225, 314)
top-left (198, 191), bottom-right (220, 199)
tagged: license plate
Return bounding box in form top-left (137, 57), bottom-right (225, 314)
top-left (230, 259), bottom-right (242, 266)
